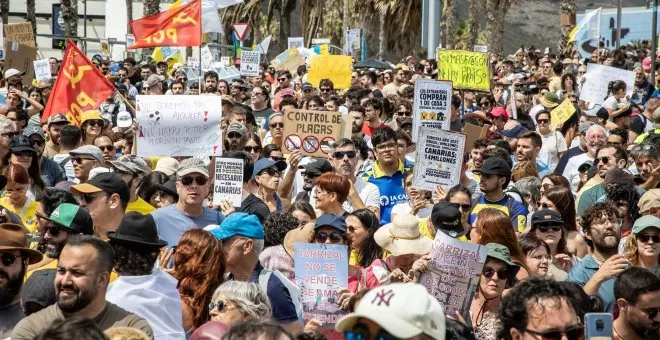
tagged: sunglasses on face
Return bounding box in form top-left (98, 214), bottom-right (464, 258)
top-left (638, 233), bottom-right (660, 243)
top-left (80, 193), bottom-right (105, 204)
top-left (640, 306), bottom-right (660, 319)
top-left (456, 203), bottom-right (471, 211)
top-left (278, 77), bottom-right (287, 82)
top-left (536, 224), bottom-right (562, 233)
top-left (314, 231), bottom-right (344, 243)
top-left (259, 167), bottom-right (282, 177)
top-left (302, 171), bottom-right (320, 178)
top-left (344, 321), bottom-right (397, 340)
top-left (333, 151), bottom-right (356, 159)
top-left (2, 132), bottom-right (19, 138)
top-left (397, 111), bottom-right (412, 117)
top-left (14, 151), bottom-right (33, 157)
top-left (537, 119), bottom-right (549, 124)
top-left (523, 325), bottom-right (584, 340)
top-left (98, 145), bottom-right (115, 152)
top-left (243, 146), bottom-right (261, 153)
top-left (45, 225), bottom-right (66, 237)
top-left (270, 156), bottom-right (286, 162)
top-left (72, 157), bottom-right (94, 164)
top-left (86, 120), bottom-right (104, 127)
top-left (208, 300), bottom-right (229, 313)
top-left (31, 139), bottom-right (45, 147)
top-left (180, 176), bottom-right (208, 186)
top-left (482, 267), bottom-right (508, 279)
top-left (227, 132), bottom-right (242, 139)
top-left (593, 156), bottom-right (611, 165)
top-left (0, 253), bottom-right (22, 267)
top-left (320, 88), bottom-right (332, 93)
top-left (270, 122), bottom-right (284, 129)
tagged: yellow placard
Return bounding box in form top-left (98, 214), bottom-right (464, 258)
top-left (437, 50), bottom-right (490, 92)
top-left (550, 99), bottom-right (577, 129)
top-left (319, 44), bottom-right (329, 55)
top-left (307, 55), bottom-right (352, 89)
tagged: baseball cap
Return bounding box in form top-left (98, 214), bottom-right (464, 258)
top-left (299, 158), bottom-right (333, 176)
top-left (227, 123), bottom-right (247, 136)
top-left (473, 157), bottom-right (511, 177)
top-left (252, 158), bottom-right (287, 179)
top-left (489, 107), bottom-right (509, 121)
top-left (499, 125), bottom-right (528, 138)
top-left (116, 111), bottom-right (133, 128)
top-left (154, 157), bottom-right (180, 176)
top-left (301, 82), bottom-right (313, 91)
top-left (47, 113), bottom-right (69, 126)
top-left (4, 68), bottom-right (24, 78)
top-left (638, 189), bottom-right (660, 213)
top-left (69, 145), bottom-right (103, 162)
top-left (144, 74), bottom-right (165, 89)
top-left (9, 135), bottom-right (36, 153)
top-left (71, 172), bottom-right (130, 204)
top-left (632, 215), bottom-right (660, 235)
top-left (177, 158), bottom-right (209, 177)
top-left (531, 209), bottom-right (563, 226)
top-left (21, 269), bottom-right (57, 311)
top-left (314, 214), bottom-right (347, 233)
top-left (45, 203), bottom-right (94, 235)
top-left (430, 202), bottom-right (463, 237)
top-left (211, 213), bottom-right (264, 240)
top-left (108, 154), bottom-right (151, 176)
top-left (23, 126), bottom-right (45, 140)
top-left (336, 283), bottom-right (446, 340)
top-left (578, 121), bottom-right (595, 134)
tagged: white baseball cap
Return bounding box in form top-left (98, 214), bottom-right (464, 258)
top-left (116, 111), bottom-right (133, 128)
top-left (154, 157), bottom-right (180, 176)
top-left (335, 283), bottom-right (446, 340)
top-left (4, 68), bottom-right (24, 79)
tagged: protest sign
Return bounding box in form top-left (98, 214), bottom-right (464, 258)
top-left (412, 79), bottom-right (452, 141)
top-left (437, 50), bottom-right (490, 92)
top-left (201, 45), bottom-right (214, 71)
top-left (126, 34), bottom-right (136, 49)
top-left (186, 57), bottom-right (199, 68)
top-left (240, 50), bottom-right (260, 76)
top-left (4, 43), bottom-right (36, 85)
top-left (473, 45), bottom-right (488, 53)
top-left (294, 243), bottom-right (348, 327)
top-left (288, 37), bottom-right (304, 49)
top-left (579, 63), bottom-right (635, 105)
top-left (419, 231), bottom-right (488, 317)
top-left (220, 56), bottom-right (231, 67)
top-left (3, 22), bottom-right (35, 48)
top-left (282, 109), bottom-right (342, 157)
top-left (462, 122), bottom-right (490, 152)
top-left (136, 95), bottom-right (222, 157)
top-left (345, 29), bottom-right (360, 54)
top-left (312, 38), bottom-right (331, 45)
top-left (413, 128), bottom-right (465, 191)
top-left (551, 99), bottom-right (577, 129)
top-left (308, 55), bottom-right (352, 89)
top-left (213, 158), bottom-right (244, 207)
top-left (33, 59), bottom-right (51, 82)
top-left (272, 49), bottom-right (306, 74)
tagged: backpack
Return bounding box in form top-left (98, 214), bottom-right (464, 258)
top-left (258, 268), bottom-right (303, 322)
top-left (503, 186), bottom-right (528, 210)
top-left (58, 156), bottom-right (71, 173)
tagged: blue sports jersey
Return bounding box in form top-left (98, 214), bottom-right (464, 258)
top-left (468, 194), bottom-right (528, 232)
top-left (359, 160), bottom-right (411, 226)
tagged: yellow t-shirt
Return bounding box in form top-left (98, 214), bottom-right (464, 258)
top-left (0, 196), bottom-right (39, 232)
top-left (126, 197), bottom-right (156, 214)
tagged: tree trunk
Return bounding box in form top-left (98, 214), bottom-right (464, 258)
top-left (26, 0), bottom-right (37, 43)
top-left (467, 0), bottom-right (479, 48)
top-left (445, 0), bottom-right (457, 49)
top-left (0, 0), bottom-right (8, 27)
top-left (558, 0), bottom-right (576, 54)
top-left (61, 0), bottom-right (74, 38)
top-left (71, 0), bottom-right (78, 37)
top-left (143, 0), bottom-right (162, 17)
top-left (126, 0), bottom-right (134, 34)
top-left (486, 0), bottom-right (505, 56)
top-left (378, 10), bottom-right (386, 59)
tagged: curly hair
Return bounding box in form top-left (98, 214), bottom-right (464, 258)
top-left (581, 202), bottom-right (621, 249)
top-left (263, 212), bottom-right (300, 247)
top-left (622, 234), bottom-right (644, 266)
top-left (172, 229), bottom-right (225, 329)
top-left (606, 184), bottom-right (641, 224)
top-left (110, 242), bottom-right (160, 276)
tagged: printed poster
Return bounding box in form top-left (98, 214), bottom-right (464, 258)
top-left (213, 158), bottom-right (244, 207)
top-left (412, 127), bottom-right (465, 191)
top-left (412, 79), bottom-right (452, 141)
top-left (282, 109), bottom-right (342, 157)
top-left (419, 231), bottom-right (487, 317)
top-left (136, 95), bottom-right (222, 157)
top-left (294, 243), bottom-right (348, 327)
top-left (437, 50), bottom-right (490, 92)
top-left (240, 50), bottom-right (260, 76)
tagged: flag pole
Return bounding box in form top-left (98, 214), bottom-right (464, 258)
top-left (198, 7), bottom-right (203, 94)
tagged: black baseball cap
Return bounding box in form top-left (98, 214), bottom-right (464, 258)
top-left (70, 172), bottom-right (130, 204)
top-left (431, 202), bottom-right (464, 237)
top-left (299, 158), bottom-right (333, 176)
top-left (473, 157), bottom-right (512, 177)
top-left (531, 209), bottom-right (563, 227)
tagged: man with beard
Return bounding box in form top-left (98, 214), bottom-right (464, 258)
top-left (613, 268), bottom-right (660, 339)
top-left (24, 127), bottom-right (66, 187)
top-left (568, 202), bottom-right (626, 312)
top-left (563, 124), bottom-right (607, 192)
top-left (361, 98), bottom-right (388, 138)
top-left (224, 123), bottom-right (247, 152)
top-left (0, 223), bottom-right (43, 338)
top-left (577, 145), bottom-right (629, 214)
top-left (11, 236), bottom-right (152, 340)
top-left (631, 143), bottom-right (660, 190)
top-left (43, 114), bottom-right (70, 158)
top-left (515, 131), bottom-right (549, 176)
top-left (349, 106), bottom-right (367, 142)
top-left (294, 158), bottom-right (333, 203)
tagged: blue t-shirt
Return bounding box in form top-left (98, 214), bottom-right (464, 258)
top-left (567, 255), bottom-right (616, 312)
top-left (469, 194), bottom-right (528, 233)
top-left (249, 263), bottom-right (298, 323)
top-left (359, 160), bottom-right (411, 226)
top-left (40, 157), bottom-right (67, 187)
top-left (153, 204), bottom-right (224, 247)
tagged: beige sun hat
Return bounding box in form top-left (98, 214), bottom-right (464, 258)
top-left (374, 213), bottom-right (432, 256)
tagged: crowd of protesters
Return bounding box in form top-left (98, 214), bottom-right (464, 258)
top-left (1, 37), bottom-right (660, 340)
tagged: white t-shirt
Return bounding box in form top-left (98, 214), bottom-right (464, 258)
top-left (538, 130), bottom-right (567, 171)
top-left (308, 177), bottom-right (381, 213)
top-left (602, 96), bottom-right (619, 111)
top-left (562, 152), bottom-right (593, 193)
top-left (391, 202), bottom-right (433, 219)
top-left (52, 154), bottom-right (75, 182)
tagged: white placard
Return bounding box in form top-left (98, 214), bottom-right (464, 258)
top-left (288, 37), bottom-right (304, 49)
top-left (473, 45), bottom-right (488, 53)
top-left (412, 79), bottom-right (452, 141)
top-left (213, 158), bottom-right (244, 207)
top-left (186, 57), bottom-right (199, 68)
top-left (136, 95), bottom-right (222, 157)
top-left (33, 59), bottom-right (51, 81)
top-left (201, 45), bottom-right (214, 71)
top-left (220, 56), bottom-right (231, 67)
top-left (240, 50), bottom-right (260, 76)
top-left (412, 127), bottom-right (465, 191)
top-left (345, 29), bottom-right (360, 53)
top-left (579, 63), bottom-right (635, 105)
top-left (311, 38), bottom-right (330, 45)
top-left (126, 34), bottom-right (135, 49)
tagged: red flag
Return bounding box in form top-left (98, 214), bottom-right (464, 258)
top-left (129, 0), bottom-right (201, 49)
top-left (42, 39), bottom-right (115, 125)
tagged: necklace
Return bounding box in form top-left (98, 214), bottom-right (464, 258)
top-left (613, 325), bottom-right (626, 340)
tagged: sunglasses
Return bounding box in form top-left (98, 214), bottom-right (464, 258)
top-left (593, 156), bottom-right (610, 165)
top-left (397, 111), bottom-right (412, 117)
top-left (79, 193), bottom-right (105, 204)
top-left (320, 88), bottom-right (332, 93)
top-left (638, 233), bottom-right (660, 243)
top-left (302, 171), bottom-right (320, 178)
top-left (98, 145), bottom-right (115, 152)
top-left (45, 225), bottom-right (65, 237)
top-left (86, 120), bottom-right (104, 127)
top-left (333, 151), bottom-right (356, 159)
top-left (208, 300), bottom-right (228, 313)
top-left (271, 156), bottom-right (286, 162)
top-left (536, 224), bottom-right (562, 233)
top-left (315, 231), bottom-right (344, 243)
top-left (2, 132), bottom-right (19, 138)
top-left (639, 307), bottom-right (660, 320)
top-left (456, 203), bottom-right (471, 211)
top-left (278, 77), bottom-right (287, 82)
top-left (227, 132), bottom-right (243, 139)
top-left (270, 122), bottom-right (284, 129)
top-left (31, 139), bottom-right (45, 147)
top-left (344, 322), bottom-right (396, 340)
top-left (72, 157), bottom-right (94, 164)
top-left (259, 167), bottom-right (282, 177)
top-left (180, 176), bottom-right (208, 186)
top-left (14, 151), bottom-right (34, 157)
top-left (482, 267), bottom-right (508, 279)
top-left (0, 253), bottom-right (22, 267)
top-left (243, 146), bottom-right (261, 153)
top-left (522, 325), bottom-right (584, 340)
top-left (537, 119), bottom-right (549, 124)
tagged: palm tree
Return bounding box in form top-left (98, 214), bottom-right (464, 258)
top-left (266, 0), bottom-right (297, 52)
top-left (558, 0), bottom-right (576, 53)
top-left (126, 0), bottom-right (134, 33)
top-left (60, 0), bottom-right (78, 38)
top-left (467, 0), bottom-right (480, 49)
top-left (441, 0), bottom-right (456, 49)
top-left (300, 0), bottom-right (323, 48)
top-left (143, 0), bottom-right (162, 17)
top-left (26, 0), bottom-right (36, 42)
top-left (368, 0), bottom-right (422, 60)
top-left (221, 0), bottom-right (263, 46)
top-left (485, 0), bottom-right (514, 56)
top-left (0, 0), bottom-right (8, 26)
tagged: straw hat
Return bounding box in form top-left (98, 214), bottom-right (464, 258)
top-left (374, 213), bottom-right (432, 256)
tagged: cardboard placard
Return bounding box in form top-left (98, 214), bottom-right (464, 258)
top-left (307, 55), bottom-right (352, 89)
top-left (240, 50), bottom-right (260, 76)
top-left (271, 49), bottom-right (306, 74)
top-left (437, 50), bottom-right (491, 92)
top-left (412, 127), bottom-right (465, 191)
top-left (282, 109), bottom-right (342, 157)
top-left (579, 63), bottom-right (635, 105)
top-left (412, 79), bottom-right (452, 141)
top-left (462, 123), bottom-right (490, 152)
top-left (4, 43), bottom-right (37, 85)
top-left (213, 158), bottom-right (244, 207)
top-left (3, 22), bottom-right (35, 48)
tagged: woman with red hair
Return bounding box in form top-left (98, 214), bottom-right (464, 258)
top-left (313, 172), bottom-right (351, 217)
